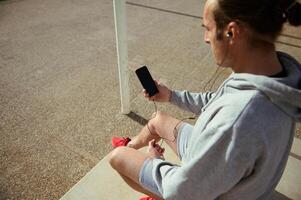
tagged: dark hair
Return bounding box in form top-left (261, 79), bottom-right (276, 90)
top-left (213, 0), bottom-right (301, 43)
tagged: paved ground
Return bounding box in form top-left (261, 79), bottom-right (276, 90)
top-left (0, 0), bottom-right (301, 199)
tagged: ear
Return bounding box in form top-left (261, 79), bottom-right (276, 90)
top-left (224, 21), bottom-right (241, 43)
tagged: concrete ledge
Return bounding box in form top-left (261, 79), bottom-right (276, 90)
top-left (58, 153), bottom-right (143, 200)
top-left (60, 139), bottom-right (301, 200)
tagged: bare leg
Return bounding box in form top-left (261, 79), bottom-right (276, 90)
top-left (110, 111), bottom-right (184, 199)
top-left (119, 174), bottom-right (163, 200)
top-left (128, 111), bottom-right (183, 156)
top-left (109, 147), bottom-right (163, 200)
top-left (127, 124), bottom-right (160, 149)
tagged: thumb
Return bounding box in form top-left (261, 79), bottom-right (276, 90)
top-left (154, 79), bottom-right (160, 86)
top-left (149, 139), bottom-right (155, 147)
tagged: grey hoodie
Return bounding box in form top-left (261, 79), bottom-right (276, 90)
top-left (151, 52), bottom-right (301, 200)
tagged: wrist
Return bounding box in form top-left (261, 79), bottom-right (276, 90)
top-left (167, 89), bottom-right (172, 102)
top-left (148, 152), bottom-right (159, 159)
top-left (147, 150), bottom-right (164, 159)
top-left (148, 154), bottom-right (164, 160)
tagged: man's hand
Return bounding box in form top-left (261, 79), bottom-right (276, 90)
top-left (148, 139), bottom-right (165, 159)
top-left (143, 80), bottom-right (172, 102)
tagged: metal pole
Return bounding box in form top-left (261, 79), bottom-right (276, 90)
top-left (113, 0), bottom-right (130, 114)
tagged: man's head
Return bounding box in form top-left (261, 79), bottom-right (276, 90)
top-left (202, 0), bottom-right (301, 68)
top-left (209, 0), bottom-right (301, 45)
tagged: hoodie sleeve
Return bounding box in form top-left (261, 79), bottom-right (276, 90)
top-left (150, 114), bottom-right (260, 200)
top-left (170, 90), bottom-right (216, 114)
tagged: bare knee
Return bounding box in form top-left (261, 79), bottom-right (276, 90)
top-left (109, 146), bottom-right (127, 170)
top-left (148, 111), bottom-right (166, 135)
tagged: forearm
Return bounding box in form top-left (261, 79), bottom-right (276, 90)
top-left (170, 90), bottom-right (215, 114)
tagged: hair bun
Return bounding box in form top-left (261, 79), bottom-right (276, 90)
top-left (286, 1), bottom-right (301, 26)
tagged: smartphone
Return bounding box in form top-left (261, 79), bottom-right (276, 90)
top-left (135, 66), bottom-right (159, 97)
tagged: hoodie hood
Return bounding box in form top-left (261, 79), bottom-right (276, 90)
top-left (229, 51), bottom-right (301, 121)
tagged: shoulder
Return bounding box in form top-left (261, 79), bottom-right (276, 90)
top-left (221, 90), bottom-right (289, 127)
top-left (234, 91), bottom-right (289, 125)
top-left (222, 91), bottom-right (293, 151)
top-left (211, 89), bottom-right (290, 132)
top-left (208, 89), bottom-right (261, 123)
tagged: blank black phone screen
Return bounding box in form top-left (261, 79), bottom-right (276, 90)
top-left (135, 66), bottom-right (159, 97)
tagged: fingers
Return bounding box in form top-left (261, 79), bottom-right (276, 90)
top-left (148, 139), bottom-right (165, 157)
top-left (143, 89), bottom-right (148, 98)
top-left (149, 139), bottom-right (156, 148)
top-left (142, 79), bottom-right (170, 102)
top-left (143, 89), bottom-right (157, 101)
top-left (154, 79), bottom-right (160, 86)
top-left (155, 144), bottom-right (165, 155)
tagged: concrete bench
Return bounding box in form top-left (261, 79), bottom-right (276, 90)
top-left (60, 138), bottom-right (301, 200)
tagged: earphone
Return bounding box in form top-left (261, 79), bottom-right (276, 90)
top-left (226, 32), bottom-right (233, 38)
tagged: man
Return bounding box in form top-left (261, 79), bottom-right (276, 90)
top-left (110, 0), bottom-right (301, 199)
